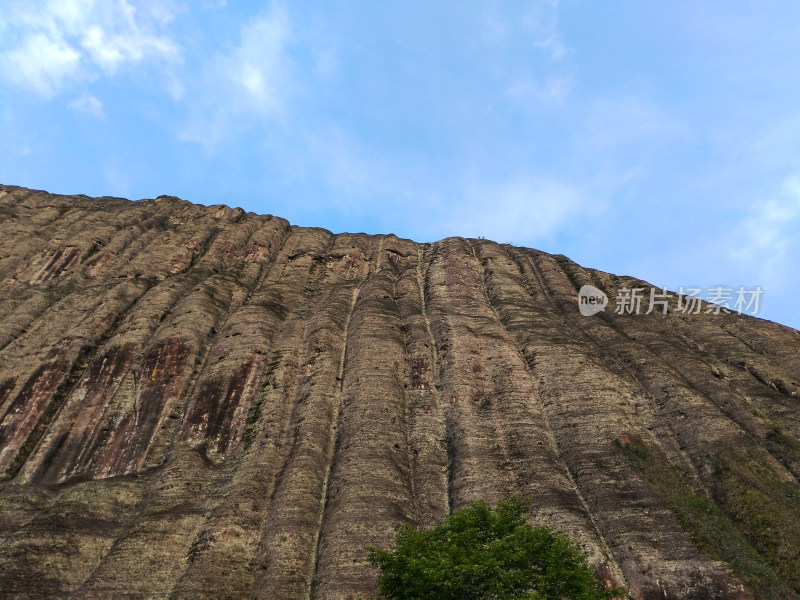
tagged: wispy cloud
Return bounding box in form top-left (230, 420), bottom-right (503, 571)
top-left (443, 177), bottom-right (590, 244)
top-left (522, 0), bottom-right (566, 61)
top-left (179, 4), bottom-right (292, 146)
top-left (0, 31), bottom-right (82, 97)
top-left (0, 0), bottom-right (181, 98)
top-left (69, 93), bottom-right (104, 117)
top-left (581, 92), bottom-right (684, 150)
top-left (484, 0), bottom-right (567, 61)
top-left (730, 175), bottom-right (800, 288)
top-left (302, 128), bottom-right (379, 199)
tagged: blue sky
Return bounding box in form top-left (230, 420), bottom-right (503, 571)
top-left (1, 1), bottom-right (799, 330)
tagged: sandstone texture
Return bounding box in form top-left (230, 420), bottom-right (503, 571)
top-left (0, 184), bottom-right (799, 599)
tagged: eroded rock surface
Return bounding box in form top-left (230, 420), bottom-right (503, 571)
top-left (0, 184), bottom-right (798, 599)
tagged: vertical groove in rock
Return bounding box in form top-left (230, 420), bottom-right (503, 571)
top-left (309, 282), bottom-right (362, 597)
top-left (407, 244), bottom-right (451, 522)
top-left (311, 237), bottom-right (431, 600)
top-left (536, 251), bottom-right (800, 594)
top-left (510, 247), bottom-right (705, 488)
top-left (251, 233), bottom-right (376, 600)
top-left (495, 246), bottom-right (751, 598)
top-left (176, 220), bottom-right (290, 460)
top-left (592, 277), bottom-right (800, 482)
top-left (466, 239), bottom-right (627, 589)
top-left (545, 249), bottom-right (798, 490)
top-left (422, 239), bottom-right (509, 507)
top-left (171, 226), bottom-right (349, 599)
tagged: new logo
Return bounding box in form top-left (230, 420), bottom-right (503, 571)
top-left (577, 285), bottom-right (608, 316)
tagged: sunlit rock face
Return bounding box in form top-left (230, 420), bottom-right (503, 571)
top-left (0, 184), bottom-right (798, 599)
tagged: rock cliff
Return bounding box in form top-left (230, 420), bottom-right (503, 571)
top-left (0, 184), bottom-right (798, 599)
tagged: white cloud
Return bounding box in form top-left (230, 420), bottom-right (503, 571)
top-left (0, 0), bottom-right (181, 98)
top-left (180, 4), bottom-right (292, 146)
top-left (730, 176), bottom-right (800, 288)
top-left (1, 31), bottom-right (82, 96)
top-left (445, 178), bottom-right (590, 244)
top-left (216, 7), bottom-right (291, 114)
top-left (484, 0), bottom-right (567, 61)
top-left (297, 127), bottom-right (406, 212)
top-left (583, 93), bottom-right (682, 149)
top-left (482, 5), bottom-right (511, 43)
top-left (522, 0), bottom-right (566, 60)
top-left (69, 93), bottom-right (104, 117)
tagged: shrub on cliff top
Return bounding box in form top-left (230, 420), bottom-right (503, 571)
top-left (365, 495), bottom-right (627, 600)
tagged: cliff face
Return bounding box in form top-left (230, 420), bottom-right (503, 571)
top-left (0, 184), bottom-right (798, 599)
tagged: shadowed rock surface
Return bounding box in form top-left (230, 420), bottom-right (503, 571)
top-left (0, 184), bottom-right (798, 599)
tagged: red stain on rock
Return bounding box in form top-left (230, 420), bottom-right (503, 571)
top-left (32, 245), bottom-right (82, 282)
top-left (32, 344), bottom-right (137, 484)
top-left (181, 355), bottom-right (265, 456)
top-left (0, 359), bottom-right (67, 474)
top-left (92, 337), bottom-right (192, 477)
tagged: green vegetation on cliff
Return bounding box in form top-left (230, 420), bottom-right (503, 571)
top-left (615, 437), bottom-right (799, 599)
top-left (365, 496), bottom-right (626, 600)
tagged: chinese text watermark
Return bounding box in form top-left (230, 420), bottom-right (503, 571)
top-left (578, 285), bottom-right (762, 317)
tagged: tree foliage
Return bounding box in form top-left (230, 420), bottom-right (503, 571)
top-left (366, 496), bottom-right (627, 600)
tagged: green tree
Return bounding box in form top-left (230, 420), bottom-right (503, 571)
top-left (366, 496), bottom-right (627, 600)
